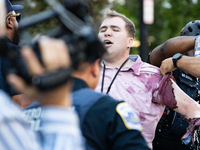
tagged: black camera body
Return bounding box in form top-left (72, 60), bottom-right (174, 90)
top-left (0, 0), bottom-right (105, 91)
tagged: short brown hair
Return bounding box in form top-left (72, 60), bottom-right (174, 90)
top-left (102, 9), bottom-right (136, 38)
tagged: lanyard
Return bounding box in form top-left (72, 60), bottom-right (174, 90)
top-left (101, 57), bottom-right (130, 94)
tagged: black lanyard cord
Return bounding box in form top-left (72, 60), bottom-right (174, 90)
top-left (101, 57), bottom-right (130, 94)
top-left (101, 64), bottom-right (106, 93)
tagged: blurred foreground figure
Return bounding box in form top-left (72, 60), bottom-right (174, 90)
top-left (0, 35), bottom-right (85, 149)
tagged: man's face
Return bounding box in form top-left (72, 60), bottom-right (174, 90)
top-left (6, 11), bottom-right (20, 45)
top-left (98, 17), bottom-right (131, 60)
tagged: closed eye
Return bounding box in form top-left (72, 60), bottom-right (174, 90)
top-left (113, 29), bottom-right (120, 32)
top-left (99, 27), bottom-right (107, 33)
top-left (112, 26), bottom-right (120, 32)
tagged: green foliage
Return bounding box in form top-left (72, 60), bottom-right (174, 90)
top-left (21, 0), bottom-right (109, 37)
top-left (22, 0), bottom-right (58, 37)
top-left (149, 0), bottom-right (200, 51)
top-left (24, 0), bottom-right (48, 16)
top-left (110, 0), bottom-right (200, 53)
top-left (87, 0), bottom-right (109, 30)
top-left (19, 0), bottom-right (200, 54)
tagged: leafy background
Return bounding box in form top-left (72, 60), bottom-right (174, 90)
top-left (11, 0), bottom-right (200, 60)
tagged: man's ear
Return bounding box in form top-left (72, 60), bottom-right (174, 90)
top-left (6, 17), bottom-right (13, 29)
top-left (128, 37), bottom-right (134, 48)
top-left (91, 59), bottom-right (101, 77)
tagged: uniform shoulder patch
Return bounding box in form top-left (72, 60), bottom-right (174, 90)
top-left (116, 102), bottom-right (142, 131)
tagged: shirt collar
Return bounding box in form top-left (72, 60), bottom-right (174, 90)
top-left (72, 77), bottom-right (89, 92)
top-left (4, 36), bottom-right (12, 43)
top-left (101, 55), bottom-right (143, 75)
top-left (128, 55), bottom-right (143, 75)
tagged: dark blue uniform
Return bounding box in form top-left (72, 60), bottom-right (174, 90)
top-left (72, 78), bottom-right (149, 150)
top-left (153, 69), bottom-right (200, 150)
top-left (0, 37), bottom-right (19, 96)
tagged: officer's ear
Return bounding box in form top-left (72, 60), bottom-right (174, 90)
top-left (91, 59), bottom-right (101, 78)
top-left (6, 16), bottom-right (14, 29)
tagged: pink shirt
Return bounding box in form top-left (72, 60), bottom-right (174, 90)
top-left (96, 55), bottom-right (165, 148)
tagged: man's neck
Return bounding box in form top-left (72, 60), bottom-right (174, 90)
top-left (103, 56), bottom-right (134, 68)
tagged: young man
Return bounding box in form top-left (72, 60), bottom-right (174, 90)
top-left (96, 9), bottom-right (200, 149)
top-left (71, 30), bottom-right (149, 149)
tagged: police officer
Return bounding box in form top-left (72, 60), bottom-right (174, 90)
top-left (152, 20), bottom-right (200, 150)
top-left (71, 36), bottom-right (150, 150)
top-left (1, 0), bottom-right (22, 97)
top-left (1, 0), bottom-right (34, 108)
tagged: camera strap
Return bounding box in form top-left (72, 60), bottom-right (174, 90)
top-left (101, 57), bottom-right (130, 94)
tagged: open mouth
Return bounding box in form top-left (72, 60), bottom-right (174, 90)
top-left (104, 40), bottom-right (113, 47)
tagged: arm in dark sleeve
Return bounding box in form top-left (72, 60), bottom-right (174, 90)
top-left (83, 97), bottom-right (150, 150)
top-left (150, 36), bottom-right (195, 67)
top-left (2, 57), bottom-right (19, 96)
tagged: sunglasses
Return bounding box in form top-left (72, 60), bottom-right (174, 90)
top-left (8, 13), bottom-right (21, 22)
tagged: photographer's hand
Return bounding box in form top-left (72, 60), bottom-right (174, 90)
top-left (7, 37), bottom-right (72, 107)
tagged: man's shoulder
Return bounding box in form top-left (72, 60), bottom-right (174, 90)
top-left (97, 94), bottom-right (120, 106)
top-left (73, 88), bottom-right (105, 100)
top-left (140, 61), bottom-right (161, 75)
top-left (129, 55), bottom-right (161, 75)
top-left (73, 88), bottom-right (118, 106)
top-left (88, 99), bottom-right (142, 131)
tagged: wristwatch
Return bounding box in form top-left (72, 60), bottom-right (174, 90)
top-left (172, 53), bottom-right (183, 68)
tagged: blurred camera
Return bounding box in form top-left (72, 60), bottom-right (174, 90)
top-left (0, 0), bottom-right (105, 91)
